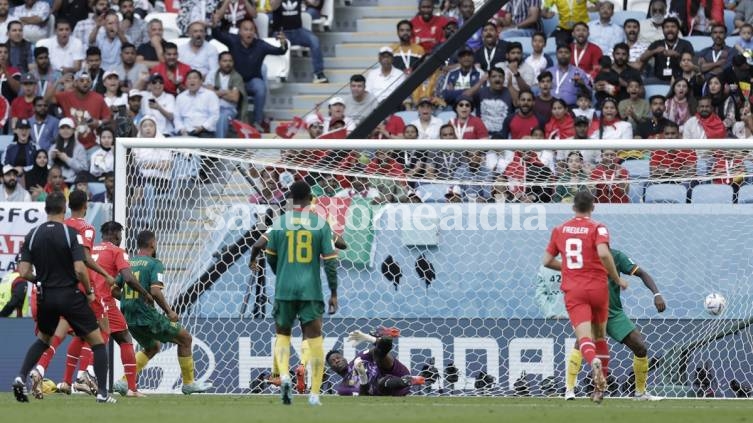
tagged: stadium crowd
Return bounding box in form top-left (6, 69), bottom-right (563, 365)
top-left (1, 0), bottom-right (753, 206)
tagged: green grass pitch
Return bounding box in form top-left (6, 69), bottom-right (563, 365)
top-left (3, 394), bottom-right (753, 423)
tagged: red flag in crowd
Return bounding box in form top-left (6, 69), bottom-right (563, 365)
top-left (275, 116), bottom-right (306, 138)
top-left (317, 127), bottom-right (348, 139)
top-left (230, 119), bottom-right (261, 139)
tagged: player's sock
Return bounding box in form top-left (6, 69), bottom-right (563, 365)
top-left (64, 337), bottom-right (84, 384)
top-left (78, 343), bottom-right (93, 378)
top-left (36, 335), bottom-right (64, 376)
top-left (120, 342), bottom-right (138, 391)
top-left (300, 339), bottom-right (310, 368)
top-left (308, 336), bottom-right (324, 395)
top-left (178, 356), bottom-right (195, 385)
top-left (633, 355), bottom-right (649, 394)
top-left (595, 339), bottom-right (609, 377)
top-left (274, 334), bottom-right (292, 379)
top-left (123, 351), bottom-right (151, 382)
top-left (374, 337), bottom-right (394, 360)
top-left (566, 348), bottom-right (582, 392)
top-left (379, 375), bottom-right (410, 391)
top-left (18, 339), bottom-right (49, 380)
top-left (578, 337), bottom-right (596, 364)
top-left (90, 344), bottom-right (108, 395)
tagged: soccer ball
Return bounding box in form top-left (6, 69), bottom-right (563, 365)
top-left (704, 293), bottom-right (727, 316)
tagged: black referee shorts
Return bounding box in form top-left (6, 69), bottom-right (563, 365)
top-left (37, 287), bottom-right (99, 337)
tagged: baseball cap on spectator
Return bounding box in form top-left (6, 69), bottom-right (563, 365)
top-left (378, 46), bottom-right (393, 56)
top-left (15, 119), bottom-right (31, 129)
top-left (2, 164), bottom-right (17, 175)
top-left (103, 70), bottom-right (119, 79)
top-left (59, 117), bottom-right (75, 128)
top-left (417, 97), bottom-right (433, 107)
top-left (129, 89), bottom-right (143, 98)
top-left (574, 116), bottom-right (590, 126)
top-left (20, 73), bottom-right (36, 84)
top-left (75, 70), bottom-right (91, 80)
top-left (444, 18), bottom-right (458, 28)
top-left (149, 73), bottom-right (164, 83)
top-left (304, 113), bottom-right (323, 128)
top-left (328, 96), bottom-right (345, 107)
top-left (457, 46), bottom-right (474, 57)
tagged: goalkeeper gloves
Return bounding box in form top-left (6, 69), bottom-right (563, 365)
top-left (347, 330), bottom-right (377, 346)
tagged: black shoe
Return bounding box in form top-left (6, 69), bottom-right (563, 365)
top-left (313, 73), bottom-right (329, 84)
top-left (13, 377), bottom-right (29, 403)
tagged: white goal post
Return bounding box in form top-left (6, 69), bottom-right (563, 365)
top-left (113, 137), bottom-right (753, 397)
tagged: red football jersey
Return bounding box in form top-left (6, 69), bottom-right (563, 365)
top-left (64, 217), bottom-right (103, 295)
top-left (546, 217), bottom-right (610, 292)
top-left (92, 241), bottom-right (130, 301)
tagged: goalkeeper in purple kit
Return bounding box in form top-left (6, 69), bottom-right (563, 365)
top-left (326, 329), bottom-right (425, 396)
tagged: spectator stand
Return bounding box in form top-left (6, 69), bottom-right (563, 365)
top-left (144, 12), bottom-right (181, 40)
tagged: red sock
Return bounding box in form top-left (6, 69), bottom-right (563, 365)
top-left (120, 342), bottom-right (137, 391)
top-left (595, 339), bottom-right (610, 377)
top-left (579, 337), bottom-right (596, 364)
top-left (78, 344), bottom-right (93, 374)
top-left (64, 337), bottom-right (84, 384)
top-left (37, 335), bottom-right (64, 372)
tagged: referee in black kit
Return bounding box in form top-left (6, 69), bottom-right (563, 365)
top-left (13, 192), bottom-right (115, 404)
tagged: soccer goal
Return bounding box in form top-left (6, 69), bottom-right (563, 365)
top-left (114, 137), bottom-right (753, 397)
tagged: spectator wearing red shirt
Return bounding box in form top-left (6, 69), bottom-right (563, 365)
top-left (501, 89), bottom-right (546, 139)
top-left (449, 95), bottom-right (489, 139)
top-left (149, 42), bottom-right (191, 95)
top-left (650, 120), bottom-right (697, 180)
top-left (0, 43), bottom-right (21, 102)
top-left (411, 0), bottom-right (448, 53)
top-left (545, 98), bottom-right (575, 139)
top-left (365, 150), bottom-right (406, 178)
top-left (570, 22), bottom-right (603, 74)
top-left (10, 73), bottom-right (37, 127)
top-left (53, 69), bottom-right (111, 149)
top-left (590, 149), bottom-right (630, 203)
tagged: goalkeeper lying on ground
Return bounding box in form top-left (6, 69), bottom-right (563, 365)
top-left (326, 329), bottom-right (425, 396)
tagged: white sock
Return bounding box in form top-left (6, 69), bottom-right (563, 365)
top-left (36, 365), bottom-right (45, 377)
top-left (78, 370), bottom-right (87, 379)
top-left (87, 365), bottom-right (94, 376)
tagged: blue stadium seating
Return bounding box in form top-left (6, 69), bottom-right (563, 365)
top-left (691, 184), bottom-right (734, 204)
top-left (737, 185), bottom-right (753, 204)
top-left (88, 182), bottom-right (105, 197)
top-left (542, 16), bottom-right (559, 37)
top-left (622, 159), bottom-right (649, 178)
top-left (727, 35), bottom-right (741, 49)
top-left (395, 111), bottom-right (418, 124)
top-left (644, 84), bottom-right (670, 99)
top-left (0, 135), bottom-right (13, 160)
top-left (644, 183), bottom-right (686, 203)
top-left (436, 111), bottom-right (456, 124)
top-left (686, 36), bottom-right (713, 52)
top-left (725, 9), bottom-right (736, 35)
top-left (613, 11), bottom-right (645, 27)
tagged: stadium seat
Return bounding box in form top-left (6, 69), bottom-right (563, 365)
top-left (622, 159), bottom-right (649, 178)
top-left (415, 183), bottom-right (451, 203)
top-left (209, 38), bottom-right (228, 53)
top-left (255, 13), bottom-right (269, 38)
top-left (686, 36), bottom-right (713, 52)
top-left (725, 9), bottom-right (735, 35)
top-left (737, 184), bottom-right (753, 204)
top-left (627, 0), bottom-right (651, 12)
top-left (727, 35), bottom-right (741, 49)
top-left (88, 182), bottom-right (105, 197)
top-left (589, 12), bottom-right (599, 22)
top-left (506, 36), bottom-right (533, 55)
top-left (144, 13), bottom-right (180, 39)
top-left (0, 134), bottom-right (13, 156)
top-left (312, 0), bottom-right (334, 32)
top-left (613, 11), bottom-right (644, 27)
top-left (644, 183), bottom-right (686, 203)
top-left (628, 182), bottom-right (645, 203)
top-left (395, 110), bottom-right (418, 124)
top-left (436, 110), bottom-right (456, 124)
top-left (691, 184), bottom-right (734, 204)
top-left (542, 16), bottom-right (559, 37)
top-left (644, 84), bottom-right (670, 100)
top-left (697, 158), bottom-right (709, 176)
top-left (262, 37), bottom-right (291, 89)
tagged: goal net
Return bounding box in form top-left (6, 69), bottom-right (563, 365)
top-left (114, 138), bottom-right (753, 398)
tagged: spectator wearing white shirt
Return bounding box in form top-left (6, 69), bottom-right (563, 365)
top-left (89, 11), bottom-right (128, 71)
top-left (37, 19), bottom-right (85, 74)
top-left (89, 127), bottom-right (115, 178)
top-left (0, 0), bottom-right (10, 43)
top-left (365, 46), bottom-right (406, 103)
top-left (588, 2), bottom-right (625, 57)
top-left (140, 73), bottom-right (175, 135)
top-left (410, 97), bottom-right (443, 139)
top-left (71, 0), bottom-right (108, 50)
top-left (174, 69), bottom-right (220, 137)
top-left (178, 21), bottom-right (219, 79)
top-left (322, 97), bottom-right (356, 132)
top-left (10, 0), bottom-right (50, 43)
top-left (102, 70), bottom-right (128, 108)
top-left (588, 98), bottom-right (633, 140)
top-left (204, 52), bottom-right (246, 139)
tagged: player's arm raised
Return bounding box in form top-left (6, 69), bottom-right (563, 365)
top-left (633, 268), bottom-right (665, 312)
top-left (597, 243), bottom-right (628, 290)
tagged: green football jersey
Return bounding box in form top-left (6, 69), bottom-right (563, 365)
top-left (265, 209), bottom-right (337, 301)
top-left (121, 255), bottom-right (165, 326)
top-left (608, 249), bottom-right (638, 315)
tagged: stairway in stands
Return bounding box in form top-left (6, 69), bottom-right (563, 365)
top-left (266, 0), bottom-right (414, 122)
